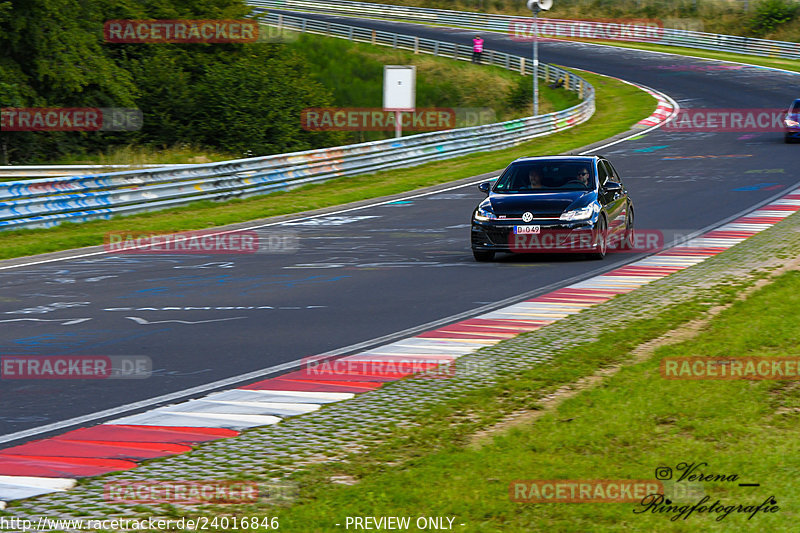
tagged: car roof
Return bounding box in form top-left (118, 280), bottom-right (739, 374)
top-left (511, 155), bottom-right (599, 163)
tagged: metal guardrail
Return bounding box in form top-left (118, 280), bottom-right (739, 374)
top-left (0, 165), bottom-right (194, 179)
top-left (250, 0), bottom-right (800, 60)
top-left (0, 13), bottom-right (593, 231)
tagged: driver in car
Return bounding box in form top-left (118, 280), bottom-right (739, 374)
top-left (528, 169), bottom-right (544, 189)
top-left (576, 167), bottom-right (591, 187)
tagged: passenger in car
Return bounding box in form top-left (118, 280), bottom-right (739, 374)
top-left (528, 169), bottom-right (544, 189)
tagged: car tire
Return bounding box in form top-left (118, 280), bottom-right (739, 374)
top-left (472, 249), bottom-right (495, 262)
top-left (589, 216), bottom-right (608, 260)
top-left (622, 206), bottom-right (635, 250)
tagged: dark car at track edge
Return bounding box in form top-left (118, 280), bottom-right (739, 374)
top-left (470, 155), bottom-right (634, 261)
top-left (785, 99), bottom-right (800, 143)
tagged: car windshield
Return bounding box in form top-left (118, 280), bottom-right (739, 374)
top-left (792, 101), bottom-right (800, 114)
top-left (493, 161), bottom-right (595, 193)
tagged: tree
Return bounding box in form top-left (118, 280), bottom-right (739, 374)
top-left (188, 45), bottom-right (345, 155)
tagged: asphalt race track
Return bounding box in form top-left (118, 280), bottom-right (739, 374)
top-left (1, 11), bottom-right (798, 446)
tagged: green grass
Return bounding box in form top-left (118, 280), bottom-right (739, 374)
top-left (283, 33), bottom-right (580, 145)
top-left (0, 69), bottom-right (654, 259)
top-left (50, 143), bottom-right (239, 166)
top-left (248, 269), bottom-right (800, 532)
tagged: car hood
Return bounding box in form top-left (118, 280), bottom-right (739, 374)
top-left (487, 191), bottom-right (593, 216)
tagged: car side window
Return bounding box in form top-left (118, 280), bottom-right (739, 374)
top-left (596, 161), bottom-right (609, 186)
top-left (603, 160), bottom-right (622, 184)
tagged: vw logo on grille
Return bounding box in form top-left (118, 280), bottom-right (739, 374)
top-left (522, 212), bottom-right (534, 222)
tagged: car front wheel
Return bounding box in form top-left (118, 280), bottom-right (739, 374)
top-left (472, 249), bottom-right (495, 262)
top-left (589, 216), bottom-right (608, 260)
top-left (622, 206), bottom-right (635, 250)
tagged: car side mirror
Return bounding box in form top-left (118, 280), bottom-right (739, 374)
top-left (478, 181), bottom-right (491, 195)
top-left (603, 181), bottom-right (622, 192)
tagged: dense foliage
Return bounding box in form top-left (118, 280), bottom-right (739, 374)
top-left (0, 0), bottom-right (342, 163)
top-left (749, 0), bottom-right (798, 36)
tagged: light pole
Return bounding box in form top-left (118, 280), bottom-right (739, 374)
top-left (526, 0), bottom-right (552, 116)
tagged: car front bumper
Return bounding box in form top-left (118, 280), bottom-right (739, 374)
top-left (471, 218), bottom-right (603, 253)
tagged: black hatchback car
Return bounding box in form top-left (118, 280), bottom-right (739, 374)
top-left (471, 155), bottom-right (633, 261)
top-left (786, 99), bottom-right (800, 143)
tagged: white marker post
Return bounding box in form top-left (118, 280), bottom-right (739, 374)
top-left (383, 66), bottom-right (416, 138)
top-left (526, 0), bottom-right (553, 117)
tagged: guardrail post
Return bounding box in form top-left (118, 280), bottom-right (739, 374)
top-left (579, 80), bottom-right (584, 98)
top-left (564, 72), bottom-right (570, 88)
top-left (488, 50), bottom-right (494, 65)
top-left (301, 19), bottom-right (307, 32)
top-left (392, 34), bottom-right (397, 48)
top-left (545, 64), bottom-right (550, 84)
top-left (519, 57), bottom-right (525, 75)
top-left (348, 27), bottom-right (353, 40)
top-left (414, 36), bottom-right (419, 53)
top-left (326, 22), bottom-right (331, 36)
top-left (433, 41), bottom-right (439, 56)
top-left (372, 29), bottom-right (376, 45)
top-left (277, 14), bottom-right (283, 31)
top-left (453, 45), bottom-right (458, 60)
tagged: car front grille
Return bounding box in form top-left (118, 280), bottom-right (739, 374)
top-left (499, 213), bottom-right (562, 220)
top-left (486, 228), bottom-right (510, 245)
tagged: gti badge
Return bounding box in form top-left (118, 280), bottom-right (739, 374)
top-left (522, 212), bottom-right (534, 222)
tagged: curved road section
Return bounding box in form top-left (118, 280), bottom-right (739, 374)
top-left (0, 12), bottom-right (797, 457)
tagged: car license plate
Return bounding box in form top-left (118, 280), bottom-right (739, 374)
top-left (513, 225), bottom-right (540, 234)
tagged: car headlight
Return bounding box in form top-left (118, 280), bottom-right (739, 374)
top-left (560, 203), bottom-right (600, 222)
top-left (474, 206), bottom-right (497, 221)
top-left (786, 119), bottom-right (800, 127)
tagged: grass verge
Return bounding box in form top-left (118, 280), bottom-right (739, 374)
top-left (246, 267), bottom-right (800, 532)
top-left (0, 69), bottom-right (654, 260)
top-left (283, 32), bottom-right (580, 144)
top-left (50, 144), bottom-right (239, 167)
